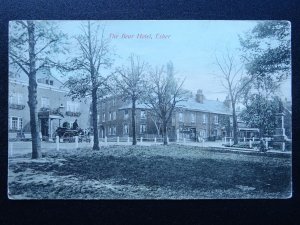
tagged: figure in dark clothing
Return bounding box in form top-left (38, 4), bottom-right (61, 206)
top-left (72, 119), bottom-right (79, 130)
top-left (259, 138), bottom-right (267, 152)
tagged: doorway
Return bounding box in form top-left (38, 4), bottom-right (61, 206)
top-left (40, 118), bottom-right (49, 137)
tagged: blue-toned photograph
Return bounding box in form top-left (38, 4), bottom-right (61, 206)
top-left (8, 20), bottom-right (291, 199)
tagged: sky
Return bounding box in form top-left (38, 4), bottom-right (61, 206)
top-left (53, 20), bottom-right (291, 101)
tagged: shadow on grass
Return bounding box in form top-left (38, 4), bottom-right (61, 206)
top-left (10, 153), bottom-right (292, 195)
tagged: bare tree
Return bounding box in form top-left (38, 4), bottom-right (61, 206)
top-left (64, 21), bottom-right (113, 150)
top-left (147, 110), bottom-right (162, 136)
top-left (145, 62), bottom-right (188, 145)
top-left (114, 55), bottom-right (148, 145)
top-left (9, 20), bottom-right (66, 159)
top-left (216, 52), bottom-right (254, 144)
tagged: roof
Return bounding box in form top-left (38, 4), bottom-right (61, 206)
top-left (119, 98), bottom-right (232, 115)
top-left (9, 65), bottom-right (67, 91)
top-left (119, 103), bottom-right (150, 110)
top-left (177, 98), bottom-right (232, 115)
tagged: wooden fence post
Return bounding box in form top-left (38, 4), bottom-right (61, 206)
top-left (56, 136), bottom-right (59, 151)
top-left (90, 136), bottom-right (94, 146)
top-left (282, 142), bottom-right (285, 151)
top-left (75, 136), bottom-right (79, 149)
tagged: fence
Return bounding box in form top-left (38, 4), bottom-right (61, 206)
top-left (223, 136), bottom-right (287, 151)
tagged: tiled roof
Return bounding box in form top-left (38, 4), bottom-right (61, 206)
top-left (119, 98), bottom-right (232, 115)
top-left (177, 98), bottom-right (232, 115)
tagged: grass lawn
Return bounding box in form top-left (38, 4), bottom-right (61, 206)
top-left (8, 144), bottom-right (292, 199)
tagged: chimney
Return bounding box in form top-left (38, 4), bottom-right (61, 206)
top-left (196, 89), bottom-right (204, 103)
top-left (224, 95), bottom-right (231, 109)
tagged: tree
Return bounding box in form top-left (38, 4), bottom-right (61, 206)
top-left (64, 21), bottom-right (113, 150)
top-left (215, 53), bottom-right (254, 144)
top-left (114, 55), bottom-right (148, 145)
top-left (145, 62), bottom-right (188, 145)
top-left (238, 21), bottom-right (291, 139)
top-left (239, 94), bottom-right (282, 137)
top-left (147, 110), bottom-right (162, 136)
top-left (240, 21), bottom-right (291, 94)
top-left (9, 20), bottom-right (66, 159)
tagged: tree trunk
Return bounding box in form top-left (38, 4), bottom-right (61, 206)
top-left (132, 99), bottom-right (137, 145)
top-left (27, 21), bottom-right (42, 159)
top-left (162, 119), bottom-right (168, 145)
top-left (92, 88), bottom-right (100, 150)
top-left (232, 102), bottom-right (239, 144)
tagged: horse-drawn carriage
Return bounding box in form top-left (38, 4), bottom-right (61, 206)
top-left (53, 127), bottom-right (90, 143)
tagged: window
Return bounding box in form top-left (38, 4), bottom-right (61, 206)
top-left (46, 79), bottom-right (49, 84)
top-left (140, 124), bottom-right (146, 133)
top-left (102, 113), bottom-right (105, 122)
top-left (50, 80), bottom-right (54, 85)
top-left (141, 110), bottom-right (146, 119)
top-left (230, 117), bottom-right (233, 124)
top-left (202, 114), bottom-right (207, 124)
top-left (67, 101), bottom-right (79, 112)
top-left (10, 93), bottom-right (23, 104)
top-left (12, 117), bottom-right (18, 130)
top-left (113, 111), bottom-right (116, 120)
top-left (124, 124), bottom-right (129, 134)
top-left (200, 130), bottom-right (206, 138)
top-left (214, 115), bottom-right (219, 124)
top-left (191, 113), bottom-right (195, 123)
top-left (113, 126), bottom-right (116, 135)
top-left (109, 127), bottom-right (112, 135)
top-left (19, 118), bottom-right (23, 130)
top-left (109, 112), bottom-right (112, 121)
top-left (124, 109), bottom-right (129, 119)
top-left (10, 117), bottom-right (22, 130)
top-left (179, 112), bottom-right (183, 122)
top-left (112, 98), bottom-right (115, 106)
top-left (41, 97), bottom-right (50, 108)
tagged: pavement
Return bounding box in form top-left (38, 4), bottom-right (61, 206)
top-left (8, 140), bottom-right (291, 158)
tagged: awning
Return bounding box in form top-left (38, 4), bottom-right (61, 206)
top-left (38, 111), bottom-right (64, 119)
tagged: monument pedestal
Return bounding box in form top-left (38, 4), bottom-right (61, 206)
top-left (273, 112), bottom-right (286, 151)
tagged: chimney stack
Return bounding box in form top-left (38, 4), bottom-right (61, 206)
top-left (196, 89), bottom-right (204, 103)
top-left (224, 95), bottom-right (232, 109)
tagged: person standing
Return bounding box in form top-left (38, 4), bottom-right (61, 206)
top-left (72, 119), bottom-right (79, 130)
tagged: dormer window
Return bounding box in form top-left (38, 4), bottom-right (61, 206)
top-left (46, 79), bottom-right (49, 84)
top-left (50, 80), bottom-right (53, 85)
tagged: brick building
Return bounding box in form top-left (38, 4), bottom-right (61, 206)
top-left (97, 90), bottom-right (232, 141)
top-left (9, 67), bottom-right (91, 140)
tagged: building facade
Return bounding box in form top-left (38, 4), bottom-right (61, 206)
top-left (97, 90), bottom-right (232, 141)
top-left (9, 67), bottom-right (91, 140)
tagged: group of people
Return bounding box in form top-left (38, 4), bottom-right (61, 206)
top-left (62, 119), bottom-right (79, 130)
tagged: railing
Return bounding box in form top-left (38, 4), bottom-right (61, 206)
top-left (9, 103), bottom-right (25, 110)
top-left (65, 111), bottom-right (81, 117)
top-left (38, 107), bottom-right (62, 116)
top-left (223, 136), bottom-right (289, 151)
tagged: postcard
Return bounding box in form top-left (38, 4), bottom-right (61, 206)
top-left (8, 20), bottom-right (291, 199)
